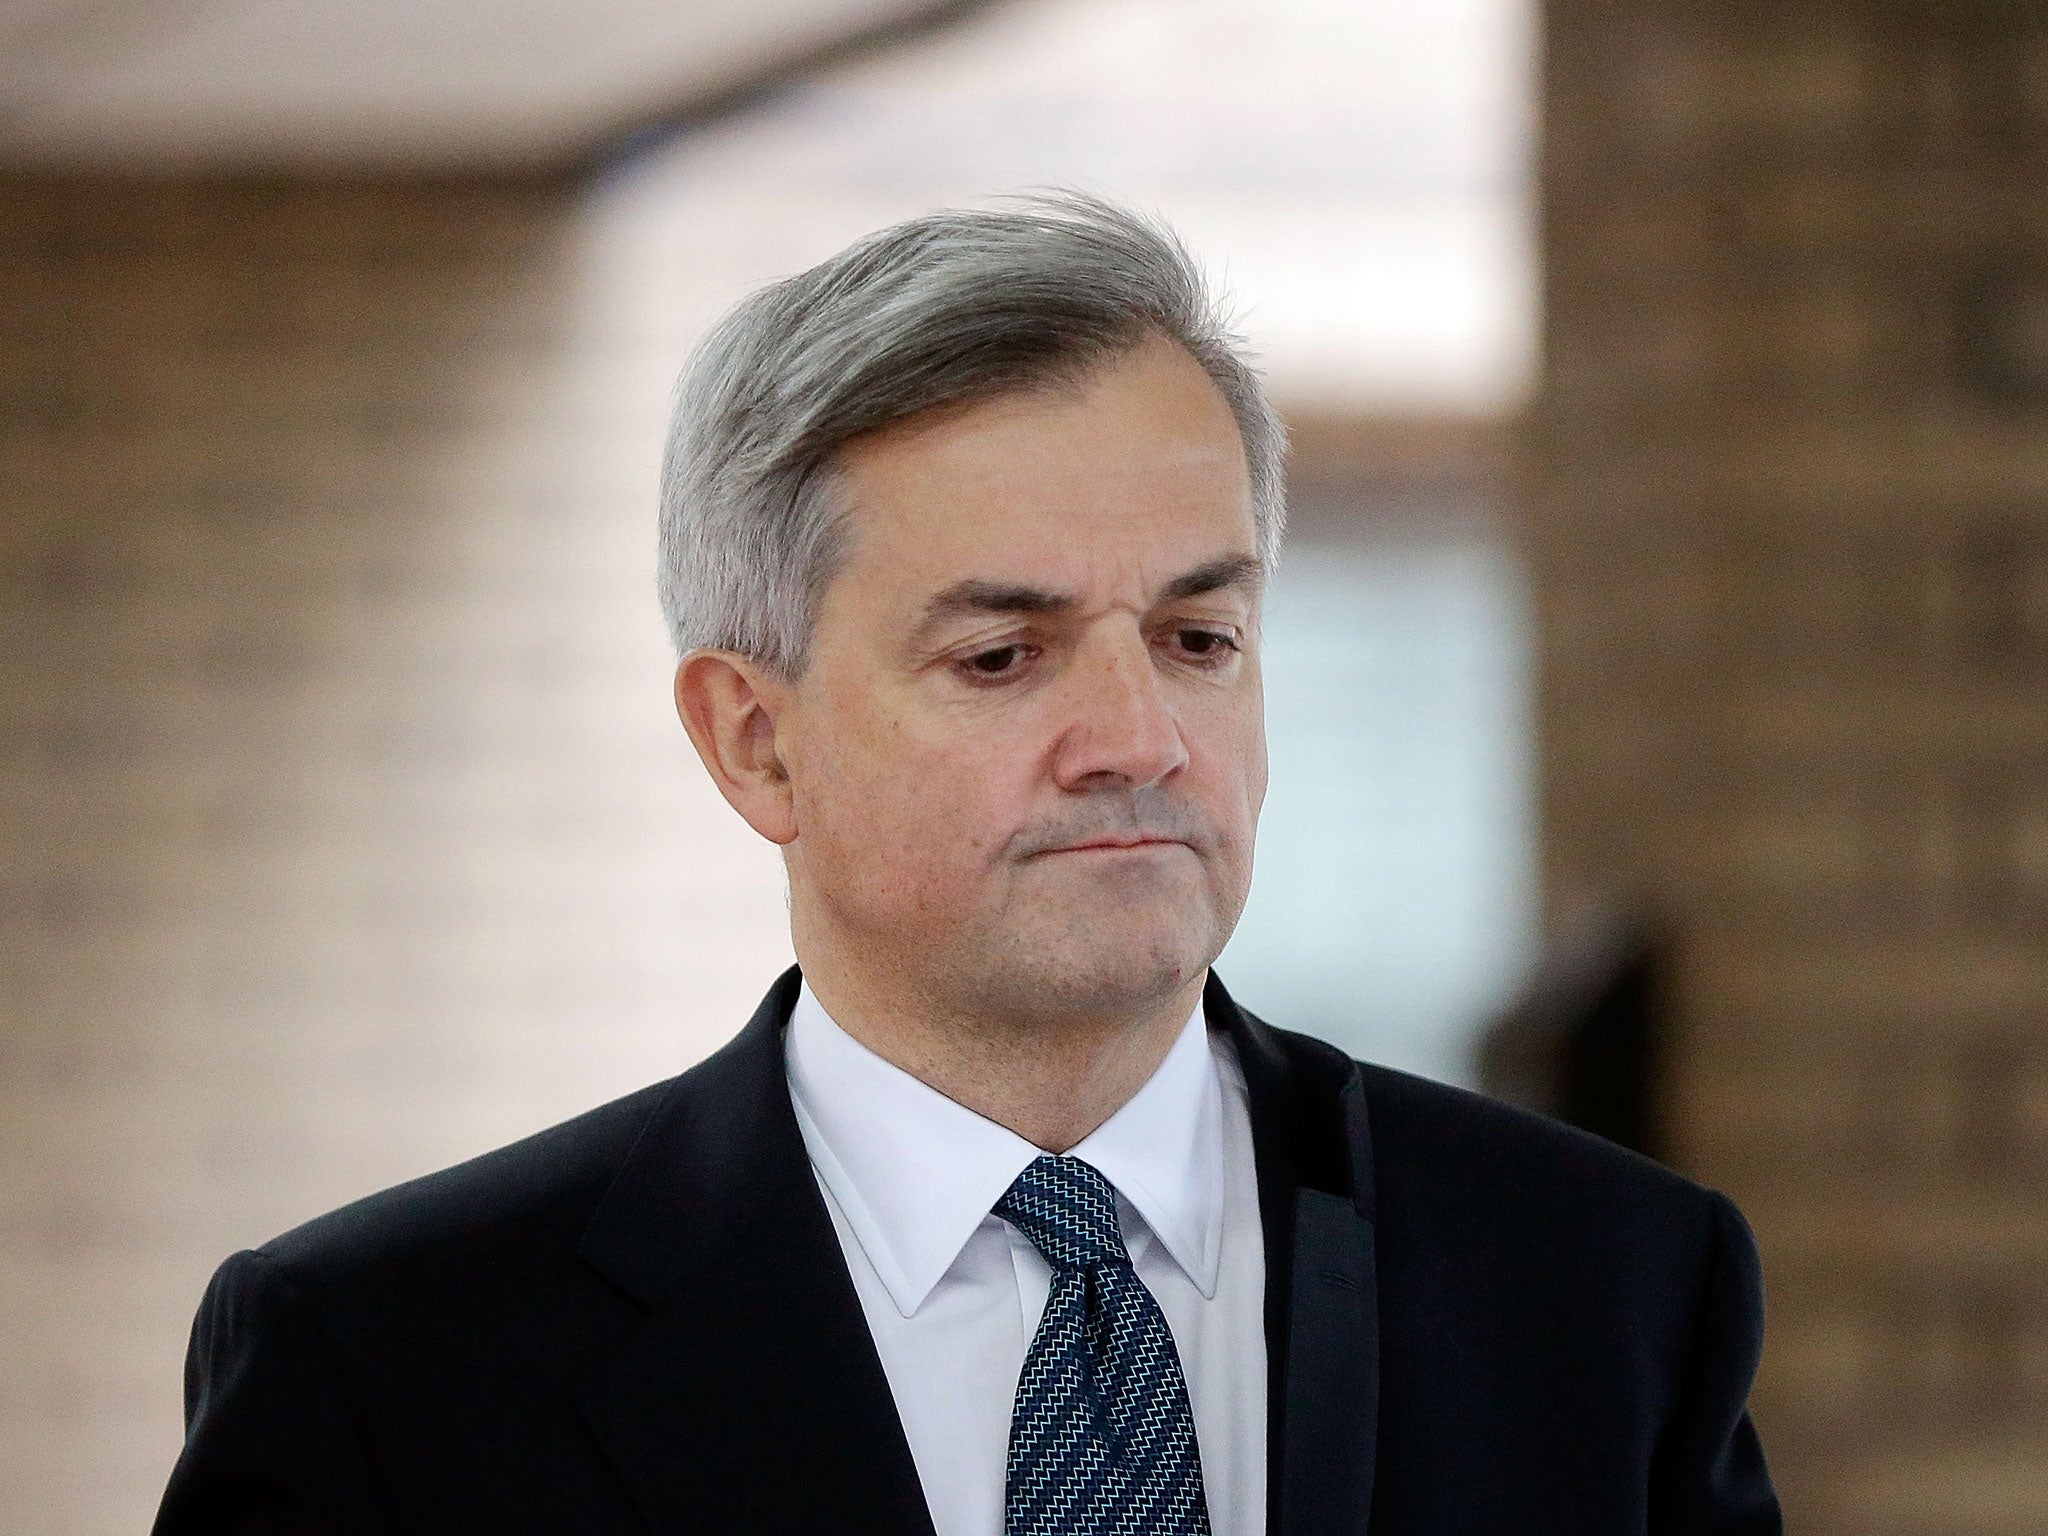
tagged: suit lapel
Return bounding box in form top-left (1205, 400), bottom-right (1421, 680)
top-left (573, 969), bottom-right (937, 1536)
top-left (1211, 973), bottom-right (1381, 1536)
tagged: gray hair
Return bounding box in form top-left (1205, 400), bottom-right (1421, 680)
top-left (657, 191), bottom-right (1286, 673)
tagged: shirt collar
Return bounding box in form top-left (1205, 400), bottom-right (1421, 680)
top-left (784, 980), bottom-right (1224, 1318)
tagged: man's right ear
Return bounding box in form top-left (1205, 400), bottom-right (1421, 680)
top-left (672, 651), bottom-right (798, 846)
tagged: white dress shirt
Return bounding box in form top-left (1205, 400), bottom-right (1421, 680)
top-left (784, 981), bottom-right (1267, 1536)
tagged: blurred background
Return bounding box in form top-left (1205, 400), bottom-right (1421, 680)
top-left (1, 1), bottom-right (2044, 1532)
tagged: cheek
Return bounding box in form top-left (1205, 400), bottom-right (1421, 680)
top-left (1189, 699), bottom-right (1267, 822)
top-left (803, 703), bottom-right (1022, 881)
top-left (1245, 724), bottom-right (1269, 813)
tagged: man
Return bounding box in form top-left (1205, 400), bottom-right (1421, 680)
top-left (155, 194), bottom-right (1780, 1535)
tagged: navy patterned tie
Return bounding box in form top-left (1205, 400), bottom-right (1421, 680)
top-left (996, 1154), bottom-right (1211, 1536)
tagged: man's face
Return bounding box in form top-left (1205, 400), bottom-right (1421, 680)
top-left (776, 333), bottom-right (1268, 1026)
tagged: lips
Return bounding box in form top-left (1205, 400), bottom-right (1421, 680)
top-left (1043, 836), bottom-right (1183, 854)
top-left (1011, 809), bottom-right (1208, 860)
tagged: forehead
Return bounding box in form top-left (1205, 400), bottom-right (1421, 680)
top-left (828, 336), bottom-right (1257, 596)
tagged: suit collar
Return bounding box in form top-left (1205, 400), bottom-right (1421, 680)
top-left (577, 967), bottom-right (801, 1307)
top-left (1206, 971), bottom-right (1382, 1536)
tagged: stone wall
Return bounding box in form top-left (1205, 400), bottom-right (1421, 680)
top-left (1533, 5), bottom-right (2048, 1531)
top-left (0, 175), bottom-right (797, 1533)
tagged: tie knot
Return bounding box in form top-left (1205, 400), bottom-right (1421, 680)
top-left (995, 1154), bottom-right (1129, 1272)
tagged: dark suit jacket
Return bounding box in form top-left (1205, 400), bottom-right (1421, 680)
top-left (154, 968), bottom-right (1780, 1534)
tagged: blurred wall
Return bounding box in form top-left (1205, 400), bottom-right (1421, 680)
top-left (0, 175), bottom-right (797, 1533)
top-left (1533, 6), bottom-right (2048, 1533)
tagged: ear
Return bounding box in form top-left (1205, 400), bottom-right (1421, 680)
top-left (673, 650), bottom-right (798, 846)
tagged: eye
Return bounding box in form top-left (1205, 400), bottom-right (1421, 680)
top-left (961, 643), bottom-right (1032, 678)
top-left (1168, 627), bottom-right (1240, 662)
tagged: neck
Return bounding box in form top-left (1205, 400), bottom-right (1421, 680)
top-left (794, 950), bottom-right (1204, 1154)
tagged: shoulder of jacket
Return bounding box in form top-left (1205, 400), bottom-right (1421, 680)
top-left (254, 1072), bottom-right (683, 1280)
top-left (1240, 1005), bottom-right (1724, 1225)
top-left (1351, 1052), bottom-right (1727, 1234)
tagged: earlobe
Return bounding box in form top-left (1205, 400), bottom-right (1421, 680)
top-left (672, 651), bottom-right (799, 845)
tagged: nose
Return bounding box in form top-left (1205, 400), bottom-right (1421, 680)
top-left (1050, 629), bottom-right (1189, 793)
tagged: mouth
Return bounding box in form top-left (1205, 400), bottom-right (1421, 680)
top-left (1036, 836), bottom-right (1188, 856)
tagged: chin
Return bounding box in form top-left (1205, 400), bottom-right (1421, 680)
top-left (963, 907), bottom-right (1220, 1027)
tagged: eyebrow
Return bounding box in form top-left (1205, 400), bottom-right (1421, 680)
top-left (1159, 553), bottom-right (1263, 603)
top-left (910, 552), bottom-right (1264, 646)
